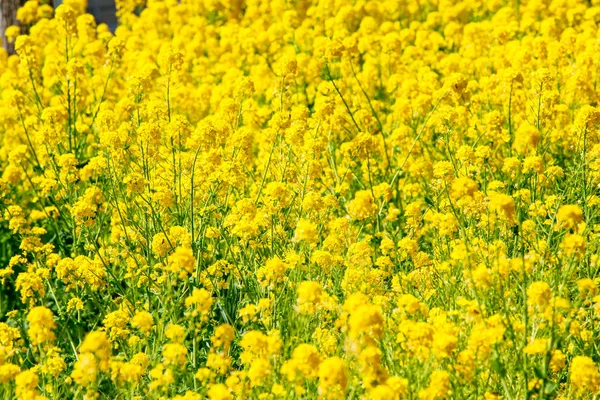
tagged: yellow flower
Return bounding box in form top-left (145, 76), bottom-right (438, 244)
top-left (208, 383), bottom-right (233, 400)
top-left (248, 358), bottom-right (271, 387)
top-left (4, 26), bottom-right (21, 43)
top-left (26, 306), bottom-right (56, 346)
top-left (123, 172), bottom-right (145, 194)
top-left (167, 246), bottom-right (196, 277)
top-left (296, 281), bottom-right (323, 314)
top-left (523, 338), bottom-right (549, 355)
top-left (132, 311), bottom-right (155, 335)
top-left (72, 353), bottom-right (98, 387)
top-left (66, 297), bottom-right (84, 312)
top-left (347, 190), bottom-right (377, 220)
top-left (280, 343), bottom-right (321, 380)
top-left (256, 257), bottom-right (290, 288)
top-left (185, 288), bottom-right (213, 319)
top-left (418, 370), bottom-right (451, 400)
top-left (318, 357), bottom-right (348, 396)
top-left (450, 177), bottom-right (478, 199)
top-left (162, 343), bottom-right (188, 367)
top-left (293, 218), bottom-right (319, 244)
top-left (15, 369), bottom-right (41, 399)
top-left (556, 204), bottom-right (583, 230)
top-left (570, 356), bottom-right (600, 394)
top-left (152, 233), bottom-right (173, 257)
top-left (488, 191), bottom-right (516, 223)
top-left (561, 233), bottom-right (586, 256)
top-left (577, 278), bottom-right (598, 297)
top-left (165, 324), bottom-right (186, 343)
top-left (212, 324), bottom-right (235, 350)
top-left (0, 364), bottom-right (20, 383)
top-left (513, 123), bottom-right (541, 154)
top-left (347, 303), bottom-right (385, 344)
top-left (240, 331), bottom-right (269, 363)
top-left (78, 331), bottom-right (111, 372)
top-left (527, 281), bottom-right (552, 308)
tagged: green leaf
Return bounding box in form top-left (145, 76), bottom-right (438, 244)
top-left (544, 381), bottom-right (559, 395)
top-left (491, 357), bottom-right (506, 377)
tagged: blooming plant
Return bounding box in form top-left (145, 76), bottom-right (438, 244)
top-left (1, 0), bottom-right (600, 398)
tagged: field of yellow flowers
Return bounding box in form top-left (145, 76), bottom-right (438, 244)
top-left (3, 0), bottom-right (600, 398)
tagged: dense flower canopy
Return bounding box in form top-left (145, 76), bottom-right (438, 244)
top-left (2, 0), bottom-right (600, 398)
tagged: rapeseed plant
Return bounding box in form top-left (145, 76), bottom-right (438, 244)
top-left (2, 0), bottom-right (600, 398)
